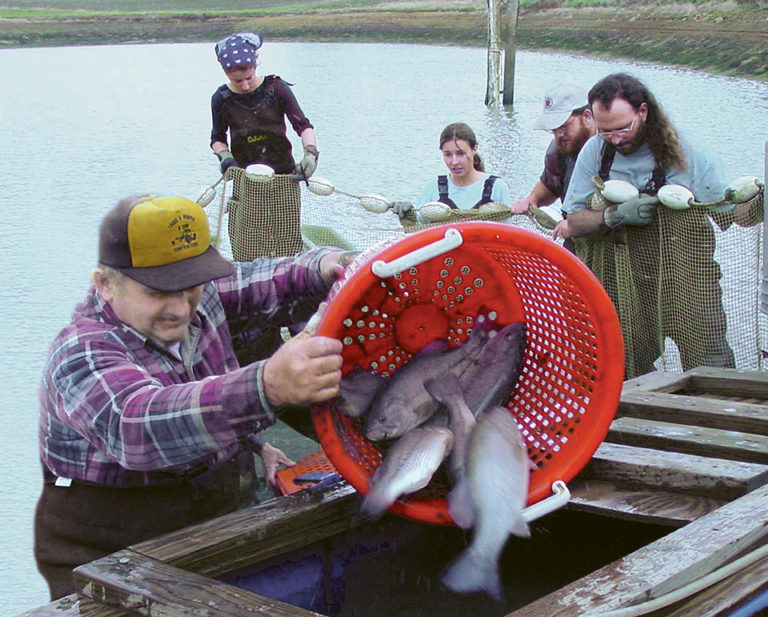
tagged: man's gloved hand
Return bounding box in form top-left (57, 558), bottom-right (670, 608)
top-left (291, 145), bottom-right (319, 181)
top-left (390, 201), bottom-right (414, 219)
top-left (603, 195), bottom-right (659, 228)
top-left (217, 150), bottom-right (239, 174)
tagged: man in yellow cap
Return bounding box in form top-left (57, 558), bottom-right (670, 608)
top-left (34, 194), bottom-right (352, 600)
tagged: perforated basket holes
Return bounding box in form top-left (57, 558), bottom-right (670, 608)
top-left (480, 243), bottom-right (599, 471)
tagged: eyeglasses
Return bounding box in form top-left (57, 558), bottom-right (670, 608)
top-left (597, 116), bottom-right (637, 139)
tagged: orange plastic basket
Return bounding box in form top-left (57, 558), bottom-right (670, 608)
top-left (311, 222), bottom-right (624, 524)
top-left (275, 450), bottom-right (338, 495)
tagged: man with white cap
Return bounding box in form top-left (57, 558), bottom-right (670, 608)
top-left (34, 194), bottom-right (352, 599)
top-left (510, 83), bottom-right (595, 240)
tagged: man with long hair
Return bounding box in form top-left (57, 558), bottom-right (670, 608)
top-left (560, 72), bottom-right (735, 378)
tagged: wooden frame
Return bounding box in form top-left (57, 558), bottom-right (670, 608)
top-left (19, 368), bottom-right (768, 617)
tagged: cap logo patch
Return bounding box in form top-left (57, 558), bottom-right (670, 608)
top-left (544, 97), bottom-right (554, 110)
top-left (169, 214), bottom-right (200, 254)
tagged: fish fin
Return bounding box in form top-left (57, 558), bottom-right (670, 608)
top-left (423, 372), bottom-right (463, 404)
top-left (447, 477), bottom-right (475, 529)
top-left (442, 549), bottom-right (504, 603)
top-left (509, 515), bottom-right (531, 539)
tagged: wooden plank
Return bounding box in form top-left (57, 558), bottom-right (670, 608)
top-left (664, 551), bottom-right (768, 617)
top-left (606, 417), bottom-right (768, 464)
top-left (567, 479), bottom-right (726, 526)
top-left (16, 596), bottom-right (140, 617)
top-left (504, 483), bottom-right (768, 617)
top-left (686, 366), bottom-right (768, 399)
top-left (619, 390), bottom-right (768, 436)
top-left (621, 371), bottom-right (693, 394)
top-left (131, 481), bottom-right (361, 578)
top-left (583, 442), bottom-right (768, 499)
top-left (73, 549), bottom-right (322, 617)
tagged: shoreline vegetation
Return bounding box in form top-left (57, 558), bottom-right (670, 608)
top-left (1, 1), bottom-right (766, 80)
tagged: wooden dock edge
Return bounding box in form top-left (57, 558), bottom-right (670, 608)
top-left (504, 483), bottom-right (768, 617)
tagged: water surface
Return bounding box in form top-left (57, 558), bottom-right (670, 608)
top-left (0, 41), bottom-right (766, 611)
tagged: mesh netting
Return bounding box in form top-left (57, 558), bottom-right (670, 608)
top-left (201, 172), bottom-right (766, 377)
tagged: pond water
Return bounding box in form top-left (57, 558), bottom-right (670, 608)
top-left (0, 40), bottom-right (766, 612)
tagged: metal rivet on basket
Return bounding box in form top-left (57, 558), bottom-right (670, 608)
top-left (447, 286), bottom-right (455, 294)
top-left (453, 276), bottom-right (462, 285)
top-left (456, 294), bottom-right (464, 302)
top-left (409, 267), bottom-right (418, 275)
top-left (361, 305), bottom-right (369, 313)
top-left (356, 320), bottom-right (365, 328)
top-left (440, 269), bottom-right (449, 278)
top-left (444, 257), bottom-right (454, 266)
top-left (461, 265), bottom-right (470, 275)
top-left (465, 287), bottom-right (473, 295)
top-left (356, 335), bottom-right (365, 343)
top-left (474, 278), bottom-right (484, 287)
top-left (343, 336), bottom-right (353, 345)
top-left (368, 333), bottom-right (376, 340)
top-left (343, 318), bottom-right (353, 327)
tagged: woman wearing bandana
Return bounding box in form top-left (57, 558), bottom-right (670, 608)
top-left (211, 32), bottom-right (318, 180)
top-left (210, 32), bottom-right (317, 271)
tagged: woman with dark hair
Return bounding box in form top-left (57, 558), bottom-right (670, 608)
top-left (392, 123), bottom-right (511, 220)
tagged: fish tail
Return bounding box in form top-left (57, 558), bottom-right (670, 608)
top-left (441, 549), bottom-right (504, 602)
top-left (359, 490), bottom-right (393, 520)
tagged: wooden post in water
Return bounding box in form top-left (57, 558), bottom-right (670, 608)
top-left (485, 0), bottom-right (520, 106)
top-left (502, 0), bottom-right (520, 106)
top-left (485, 0), bottom-right (503, 106)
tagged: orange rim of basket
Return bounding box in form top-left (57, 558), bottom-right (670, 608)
top-left (312, 222), bottom-right (624, 525)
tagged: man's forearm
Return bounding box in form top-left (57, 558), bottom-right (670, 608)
top-left (564, 208), bottom-right (607, 238)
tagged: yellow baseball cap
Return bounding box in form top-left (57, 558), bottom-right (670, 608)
top-left (98, 195), bottom-right (234, 291)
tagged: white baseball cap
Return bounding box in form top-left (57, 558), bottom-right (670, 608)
top-left (533, 83), bottom-right (589, 131)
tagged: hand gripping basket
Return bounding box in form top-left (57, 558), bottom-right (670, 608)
top-left (311, 222), bottom-right (624, 524)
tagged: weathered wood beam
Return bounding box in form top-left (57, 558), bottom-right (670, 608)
top-left (686, 366), bottom-right (768, 399)
top-left (15, 595), bottom-right (135, 617)
top-left (663, 551), bottom-right (768, 617)
top-left (485, 0), bottom-right (503, 105)
top-left (504, 483), bottom-right (768, 616)
top-left (130, 481), bottom-right (360, 578)
top-left (567, 479), bottom-right (725, 526)
top-left (73, 550), bottom-right (322, 617)
top-left (502, 0), bottom-right (520, 105)
top-left (618, 390), bottom-right (768, 435)
top-left (606, 416), bottom-right (768, 464)
top-left (585, 441), bottom-right (768, 499)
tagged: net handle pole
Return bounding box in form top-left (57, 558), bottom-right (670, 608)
top-left (522, 480), bottom-right (570, 523)
top-left (371, 227), bottom-right (464, 278)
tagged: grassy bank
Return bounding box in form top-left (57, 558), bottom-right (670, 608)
top-left (1, 1), bottom-right (766, 80)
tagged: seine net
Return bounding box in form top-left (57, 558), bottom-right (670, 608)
top-left (201, 167), bottom-right (766, 378)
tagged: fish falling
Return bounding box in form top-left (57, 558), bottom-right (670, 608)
top-left (335, 318), bottom-right (530, 602)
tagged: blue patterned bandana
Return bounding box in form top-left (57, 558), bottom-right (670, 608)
top-left (215, 32), bottom-right (263, 69)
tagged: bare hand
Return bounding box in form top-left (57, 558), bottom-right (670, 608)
top-left (509, 198), bottom-right (531, 215)
top-left (259, 442), bottom-right (296, 489)
top-left (552, 220), bottom-right (571, 240)
top-left (263, 332), bottom-right (344, 408)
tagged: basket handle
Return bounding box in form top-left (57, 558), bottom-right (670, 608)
top-left (521, 480), bottom-right (571, 523)
top-left (371, 227), bottom-right (464, 278)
